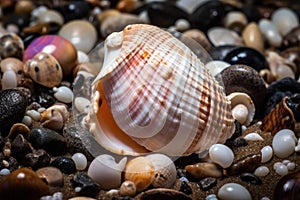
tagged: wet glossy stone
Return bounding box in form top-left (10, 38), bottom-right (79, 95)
top-left (223, 47), bottom-right (268, 71)
top-left (50, 156), bottom-right (76, 174)
top-left (218, 183), bottom-right (252, 200)
top-left (228, 154), bottom-right (261, 175)
top-left (30, 127), bottom-right (67, 156)
top-left (11, 134), bottom-right (32, 162)
top-left (219, 64), bottom-right (267, 117)
top-left (36, 166), bottom-right (64, 187)
top-left (189, 1), bottom-right (236, 32)
top-left (36, 10), bottom-right (64, 25)
top-left (273, 170), bottom-right (300, 200)
top-left (0, 89), bottom-right (28, 134)
top-left (242, 22), bottom-right (264, 52)
top-left (240, 173), bottom-right (262, 185)
top-left (209, 45), bottom-right (238, 61)
top-left (23, 149), bottom-right (51, 170)
top-left (145, 1), bottom-right (188, 28)
top-left (207, 27), bottom-right (243, 47)
top-left (0, 168), bottom-right (49, 200)
top-left (54, 1), bottom-right (90, 22)
top-left (72, 172), bottom-right (101, 197)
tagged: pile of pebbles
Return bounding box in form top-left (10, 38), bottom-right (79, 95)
top-left (0, 0), bottom-right (300, 200)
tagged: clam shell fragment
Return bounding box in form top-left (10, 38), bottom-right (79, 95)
top-left (87, 24), bottom-right (235, 156)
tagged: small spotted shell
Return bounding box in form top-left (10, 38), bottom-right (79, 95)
top-left (23, 52), bottom-right (63, 88)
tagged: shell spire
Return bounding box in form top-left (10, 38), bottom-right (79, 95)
top-left (88, 24), bottom-right (235, 156)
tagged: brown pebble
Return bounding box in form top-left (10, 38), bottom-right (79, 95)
top-left (36, 166), bottom-right (64, 187)
top-left (242, 22), bottom-right (264, 53)
top-left (228, 154), bottom-right (261, 175)
top-left (8, 123), bottom-right (30, 140)
top-left (0, 168), bottom-right (49, 200)
top-left (182, 29), bottom-right (212, 52)
top-left (185, 162), bottom-right (222, 179)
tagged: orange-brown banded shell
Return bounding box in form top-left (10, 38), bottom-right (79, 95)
top-left (87, 24), bottom-right (235, 156)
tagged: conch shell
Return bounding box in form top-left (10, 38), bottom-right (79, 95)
top-left (87, 24), bottom-right (235, 156)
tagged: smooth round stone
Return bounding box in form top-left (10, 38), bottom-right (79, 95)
top-left (119, 180), bottom-right (137, 197)
top-left (0, 33), bottom-right (24, 60)
top-left (205, 60), bottom-right (230, 77)
top-left (53, 86), bottom-right (73, 103)
top-left (23, 35), bottom-right (78, 78)
top-left (209, 45), bottom-right (238, 60)
top-left (207, 27), bottom-right (243, 47)
top-left (218, 183), bottom-right (252, 200)
top-left (23, 149), bottom-right (51, 170)
top-left (240, 173), bottom-right (262, 185)
top-left (36, 167), bottom-right (64, 187)
top-left (275, 164), bottom-right (288, 176)
top-left (50, 157), bottom-right (76, 174)
top-left (272, 129), bottom-right (297, 158)
top-left (261, 145), bottom-right (273, 163)
top-left (258, 19), bottom-right (282, 48)
top-left (59, 20), bottom-right (97, 53)
top-left (74, 97), bottom-right (90, 113)
top-left (287, 162), bottom-right (296, 171)
top-left (209, 144), bottom-right (234, 168)
top-left (254, 166), bottom-right (270, 177)
top-left (223, 47), bottom-right (269, 71)
top-left (224, 11), bottom-right (247, 31)
top-left (36, 10), bottom-right (64, 25)
top-left (0, 168), bottom-right (49, 200)
top-left (271, 8), bottom-right (299, 36)
top-left (30, 127), bottom-right (67, 156)
top-left (242, 22), bottom-right (264, 53)
top-left (0, 168), bottom-right (10, 175)
top-left (72, 153), bottom-right (88, 171)
top-left (11, 134), bottom-right (32, 161)
top-left (0, 89), bottom-right (27, 133)
top-left (146, 1), bottom-right (188, 28)
top-left (273, 170), bottom-right (300, 200)
top-left (54, 1), bottom-right (90, 22)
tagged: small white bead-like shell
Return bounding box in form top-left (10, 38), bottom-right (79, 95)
top-left (145, 154), bottom-right (176, 188)
top-left (53, 86), bottom-right (74, 103)
top-left (244, 132), bottom-right (264, 142)
top-left (272, 129), bottom-right (297, 158)
top-left (275, 164), bottom-right (288, 176)
top-left (218, 183), bottom-right (252, 200)
top-left (261, 145), bottom-right (273, 163)
top-left (209, 144), bottom-right (234, 168)
top-left (254, 166), bottom-right (270, 177)
top-left (87, 154), bottom-right (127, 190)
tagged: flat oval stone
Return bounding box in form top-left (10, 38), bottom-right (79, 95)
top-left (30, 127), bottom-right (67, 156)
top-left (36, 166), bottom-right (64, 187)
top-left (242, 22), bottom-right (264, 53)
top-left (0, 89), bottom-right (27, 133)
top-left (218, 183), bottom-right (252, 200)
top-left (50, 157), bottom-right (76, 174)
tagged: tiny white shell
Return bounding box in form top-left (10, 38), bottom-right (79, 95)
top-left (209, 144), bottom-right (234, 168)
top-left (254, 166), bottom-right (270, 177)
top-left (260, 146), bottom-right (273, 163)
top-left (74, 97), bottom-right (90, 113)
top-left (145, 154), bottom-right (176, 188)
top-left (218, 183), bottom-right (252, 200)
top-left (72, 153), bottom-right (87, 171)
top-left (87, 154), bottom-right (127, 190)
top-left (244, 132), bottom-right (264, 142)
top-left (272, 129), bottom-right (297, 158)
top-left (53, 86), bottom-right (74, 103)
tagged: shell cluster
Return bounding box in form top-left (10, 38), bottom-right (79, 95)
top-left (87, 24), bottom-right (235, 156)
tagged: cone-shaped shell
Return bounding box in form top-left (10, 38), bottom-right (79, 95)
top-left (88, 24), bottom-right (235, 156)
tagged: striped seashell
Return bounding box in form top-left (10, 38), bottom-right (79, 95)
top-left (87, 24), bottom-right (235, 156)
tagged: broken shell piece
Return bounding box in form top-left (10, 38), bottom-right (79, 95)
top-left (227, 92), bottom-right (255, 126)
top-left (8, 123), bottom-right (30, 140)
top-left (124, 157), bottom-right (155, 193)
top-left (40, 104), bottom-right (69, 131)
top-left (87, 154), bottom-right (127, 190)
top-left (261, 96), bottom-right (295, 135)
top-left (145, 154), bottom-right (176, 188)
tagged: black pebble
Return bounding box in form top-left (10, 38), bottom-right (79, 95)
top-left (11, 134), bottom-right (32, 162)
top-left (23, 149), bottom-right (51, 170)
top-left (72, 172), bottom-right (101, 197)
top-left (179, 181), bottom-right (192, 195)
top-left (50, 157), bottom-right (76, 174)
top-left (198, 177), bottom-right (217, 191)
top-left (240, 173), bottom-right (262, 185)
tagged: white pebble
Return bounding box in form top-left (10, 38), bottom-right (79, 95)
top-left (218, 183), bottom-right (252, 200)
top-left (74, 97), bottom-right (91, 113)
top-left (271, 8), bottom-right (299, 36)
top-left (206, 194), bottom-right (218, 200)
top-left (254, 166), bottom-right (270, 177)
top-left (179, 177), bottom-right (189, 182)
top-left (175, 18), bottom-right (190, 31)
top-left (261, 197), bottom-right (270, 200)
top-left (72, 153), bottom-right (87, 171)
top-left (53, 86), bottom-right (74, 103)
top-left (26, 109), bottom-right (41, 121)
top-left (287, 162), bottom-right (296, 171)
top-left (282, 159), bottom-right (291, 165)
top-left (207, 27), bottom-right (243, 47)
top-left (0, 168), bottom-right (10, 175)
top-left (38, 107), bottom-right (46, 113)
top-left (273, 162), bottom-right (283, 170)
top-left (77, 50), bottom-right (89, 63)
top-left (74, 187), bottom-right (82, 193)
top-left (258, 19), bottom-right (282, 48)
top-left (275, 164), bottom-right (288, 176)
top-left (205, 60), bottom-right (230, 77)
top-left (272, 129), bottom-right (297, 158)
top-left (1, 69), bottom-right (17, 89)
top-left (209, 144), bottom-right (234, 168)
top-left (261, 146), bottom-right (273, 163)
top-left (22, 115), bottom-right (32, 126)
top-left (244, 132), bottom-right (264, 141)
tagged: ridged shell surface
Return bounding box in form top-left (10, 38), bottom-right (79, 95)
top-left (89, 24), bottom-right (235, 156)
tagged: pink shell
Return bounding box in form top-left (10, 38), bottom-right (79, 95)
top-left (23, 35), bottom-right (78, 78)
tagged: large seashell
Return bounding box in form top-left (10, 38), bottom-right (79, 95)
top-left (87, 24), bottom-right (235, 156)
